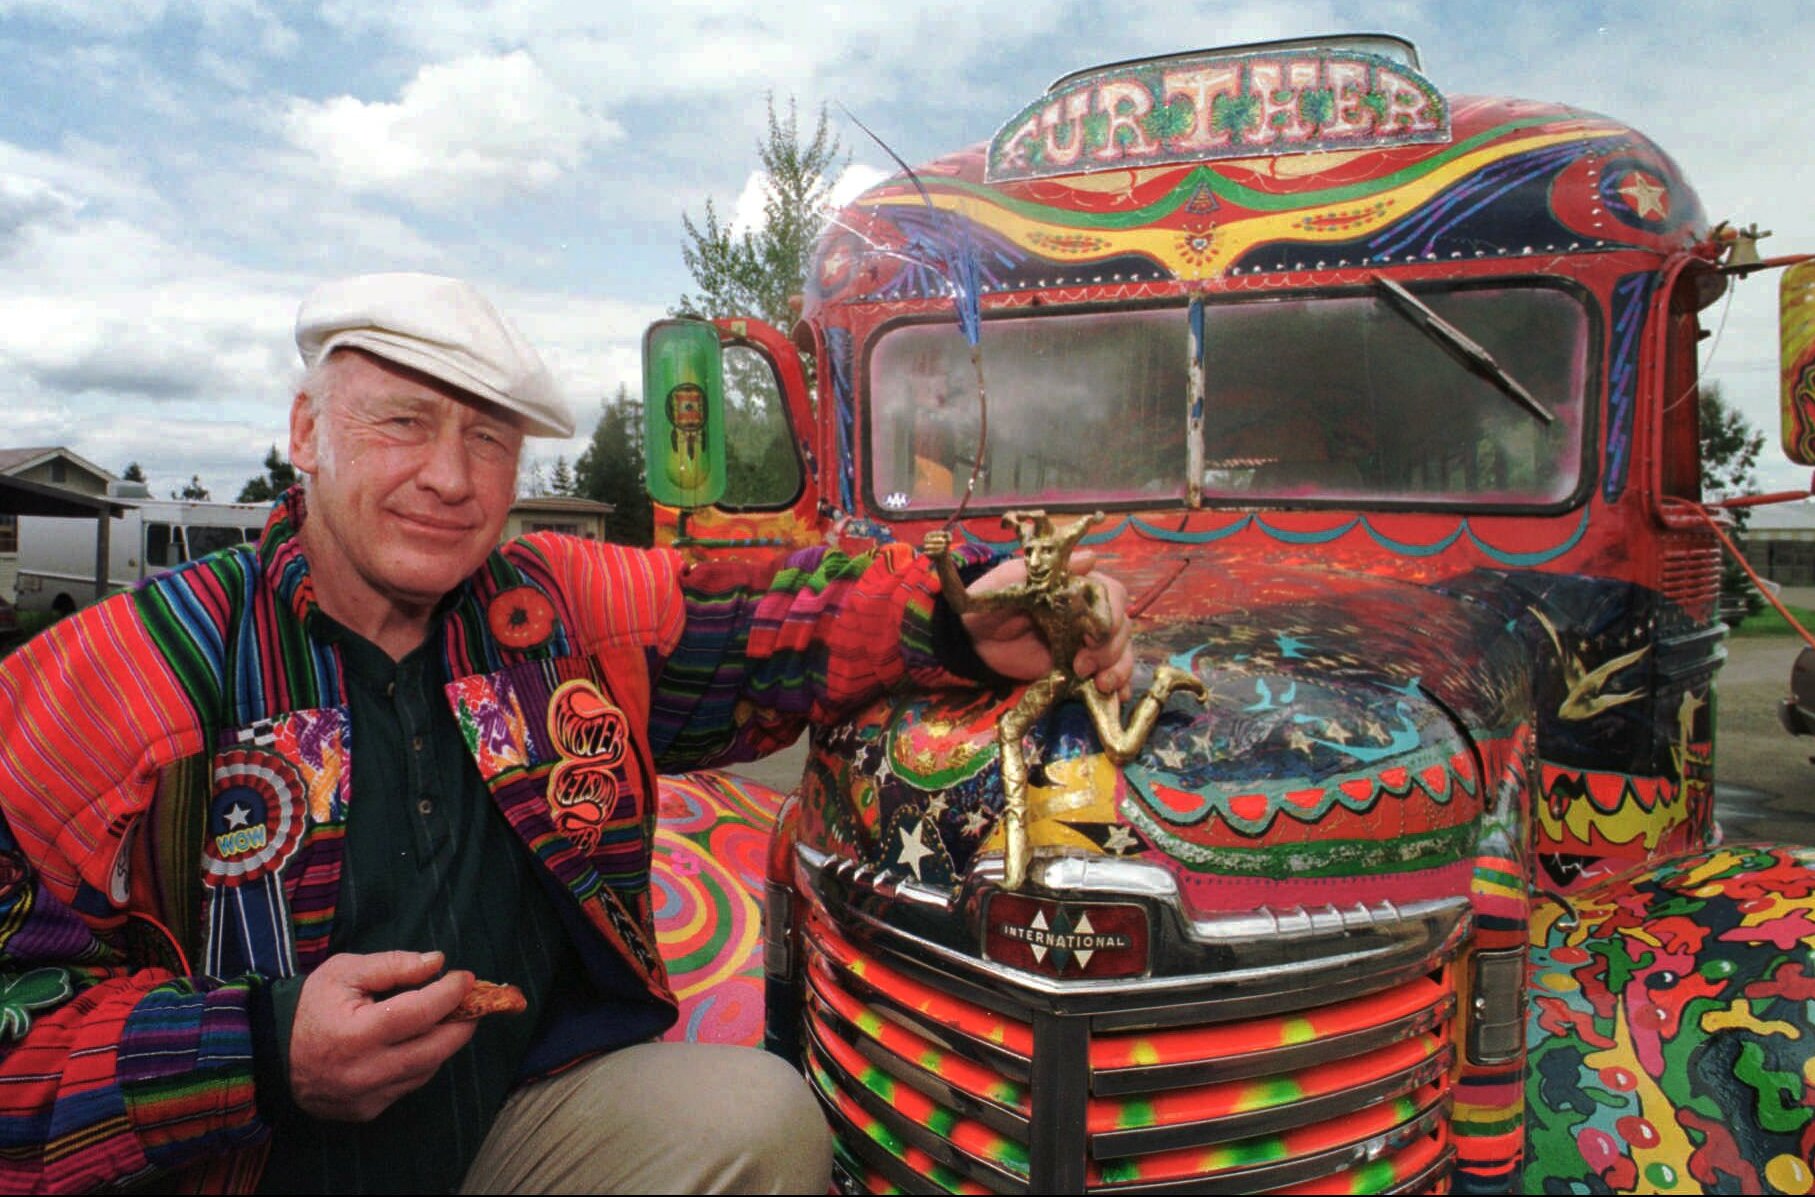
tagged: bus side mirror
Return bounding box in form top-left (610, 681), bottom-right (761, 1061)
top-left (643, 318), bottom-right (728, 508)
top-left (1781, 259), bottom-right (1815, 465)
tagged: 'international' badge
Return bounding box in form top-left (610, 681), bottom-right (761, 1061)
top-left (204, 748), bottom-right (309, 886)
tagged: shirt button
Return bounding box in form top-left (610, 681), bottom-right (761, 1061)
top-left (385, 681), bottom-right (396, 699)
top-left (418, 797), bottom-right (434, 816)
top-left (412, 735), bottom-right (425, 752)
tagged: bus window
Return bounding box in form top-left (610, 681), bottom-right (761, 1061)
top-left (186, 526), bottom-right (249, 557)
top-left (145, 523), bottom-right (177, 567)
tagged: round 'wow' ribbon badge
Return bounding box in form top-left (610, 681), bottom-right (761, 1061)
top-left (204, 748), bottom-right (309, 887)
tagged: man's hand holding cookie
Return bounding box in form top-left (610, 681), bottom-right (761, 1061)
top-left (289, 950), bottom-right (485, 1122)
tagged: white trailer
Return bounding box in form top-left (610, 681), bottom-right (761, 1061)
top-left (14, 490), bottom-right (268, 616)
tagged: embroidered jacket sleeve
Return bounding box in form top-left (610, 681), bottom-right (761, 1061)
top-left (513, 536), bottom-right (995, 770)
top-left (0, 598), bottom-right (265, 1192)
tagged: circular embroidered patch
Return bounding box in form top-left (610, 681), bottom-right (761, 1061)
top-left (204, 748), bottom-right (309, 887)
top-left (488, 586), bottom-right (556, 650)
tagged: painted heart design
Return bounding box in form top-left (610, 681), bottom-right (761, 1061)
top-left (549, 682), bottom-right (629, 764)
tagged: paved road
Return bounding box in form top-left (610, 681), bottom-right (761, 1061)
top-left (1710, 632), bottom-right (1815, 843)
top-left (728, 632), bottom-right (1815, 846)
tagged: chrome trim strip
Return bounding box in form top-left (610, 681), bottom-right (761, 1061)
top-left (827, 1122), bottom-right (952, 1196)
top-left (1030, 1010), bottom-right (1090, 1194)
top-left (1085, 1096), bottom-right (1450, 1194)
top-left (1091, 1045), bottom-right (1454, 1158)
top-left (762, 881), bottom-right (795, 981)
top-left (806, 942), bottom-right (1035, 1083)
top-left (806, 1026), bottom-right (1031, 1194)
top-left (805, 992), bottom-right (1032, 1140)
top-left (1092, 992), bottom-right (1456, 1095)
top-left (1390, 1144), bottom-right (1457, 1194)
top-left (800, 845), bottom-right (1472, 1023)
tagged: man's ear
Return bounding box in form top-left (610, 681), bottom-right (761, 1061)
top-left (290, 391), bottom-right (319, 474)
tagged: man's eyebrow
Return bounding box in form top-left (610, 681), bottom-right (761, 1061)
top-left (361, 392), bottom-right (437, 414)
top-left (472, 410), bottom-right (522, 435)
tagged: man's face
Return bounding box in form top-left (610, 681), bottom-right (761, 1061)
top-left (290, 350), bottom-right (524, 613)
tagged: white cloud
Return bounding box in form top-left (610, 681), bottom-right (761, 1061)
top-left (283, 51), bottom-right (622, 208)
top-left (728, 171), bottom-right (771, 239)
top-left (826, 164), bottom-right (887, 211)
top-left (3, 0), bottom-right (1812, 501)
top-left (310, 0), bottom-right (1067, 117)
top-left (0, 140), bottom-right (160, 214)
top-left (0, 0), bottom-right (296, 44)
top-left (496, 286), bottom-right (668, 460)
top-left (727, 163), bottom-right (889, 238)
top-left (0, 174), bottom-right (82, 245)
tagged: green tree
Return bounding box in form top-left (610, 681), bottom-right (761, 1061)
top-left (1699, 382), bottom-right (1765, 501)
top-left (677, 94), bottom-right (844, 330)
top-left (574, 384), bottom-right (654, 546)
top-left (173, 475), bottom-right (211, 500)
top-left (121, 462), bottom-right (145, 482)
top-left (236, 445), bottom-right (297, 502)
top-left (1700, 382), bottom-right (1768, 620)
top-left (550, 456), bottom-right (575, 497)
top-left (672, 94), bottom-right (835, 508)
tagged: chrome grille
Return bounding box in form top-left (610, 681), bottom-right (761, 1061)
top-left (1660, 534), bottom-right (1719, 614)
top-left (799, 899), bottom-right (1460, 1193)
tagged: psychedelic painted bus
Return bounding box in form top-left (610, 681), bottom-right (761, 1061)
top-left (645, 34), bottom-right (1815, 1194)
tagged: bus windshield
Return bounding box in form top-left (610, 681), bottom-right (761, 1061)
top-left (866, 283), bottom-right (1589, 512)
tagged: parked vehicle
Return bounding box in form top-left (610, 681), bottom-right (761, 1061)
top-left (1781, 644), bottom-right (1815, 744)
top-left (646, 35), bottom-right (1815, 1193)
top-left (13, 488), bottom-right (266, 616)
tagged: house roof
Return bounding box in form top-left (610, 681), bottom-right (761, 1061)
top-left (0, 446), bottom-right (117, 483)
top-left (510, 496), bottom-right (615, 515)
top-left (1742, 501), bottom-right (1815, 532)
top-left (0, 474), bottom-right (128, 517)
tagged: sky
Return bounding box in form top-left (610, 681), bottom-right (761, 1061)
top-left (1, 0), bottom-right (1810, 501)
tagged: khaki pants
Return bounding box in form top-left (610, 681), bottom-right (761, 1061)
top-left (460, 1043), bottom-right (832, 1194)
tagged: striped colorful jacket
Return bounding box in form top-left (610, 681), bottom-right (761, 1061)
top-left (0, 489), bottom-right (977, 1193)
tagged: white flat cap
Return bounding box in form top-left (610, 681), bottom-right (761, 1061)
top-left (295, 272), bottom-right (575, 438)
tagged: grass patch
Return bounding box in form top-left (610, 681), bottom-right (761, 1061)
top-left (15, 611), bottom-right (54, 637)
top-left (1731, 602), bottom-right (1815, 638)
top-left (0, 611), bottom-right (55, 659)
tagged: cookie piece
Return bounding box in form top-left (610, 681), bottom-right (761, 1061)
top-left (445, 980), bottom-right (527, 1022)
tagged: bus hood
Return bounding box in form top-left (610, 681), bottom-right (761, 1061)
top-left (798, 561), bottom-right (1534, 917)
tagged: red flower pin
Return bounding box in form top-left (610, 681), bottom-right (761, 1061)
top-left (488, 586), bottom-right (556, 650)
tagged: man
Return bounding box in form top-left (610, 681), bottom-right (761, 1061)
top-left (0, 273), bottom-right (1133, 1193)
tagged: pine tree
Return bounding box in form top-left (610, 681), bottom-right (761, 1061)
top-left (551, 456), bottom-right (575, 496)
top-left (122, 462), bottom-right (146, 482)
top-left (518, 460), bottom-right (550, 499)
top-left (676, 94), bottom-right (845, 331)
top-left (573, 385), bottom-right (654, 546)
top-left (672, 94), bottom-right (836, 508)
top-left (173, 475), bottom-right (211, 500)
top-left (1699, 382), bottom-right (1764, 501)
top-left (1700, 382), bottom-right (1768, 621)
top-left (237, 446), bottom-right (298, 502)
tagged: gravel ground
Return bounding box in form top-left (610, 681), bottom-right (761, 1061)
top-left (725, 632), bottom-right (1815, 846)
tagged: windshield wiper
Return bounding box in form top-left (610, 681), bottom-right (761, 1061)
top-left (1371, 274), bottom-right (1554, 426)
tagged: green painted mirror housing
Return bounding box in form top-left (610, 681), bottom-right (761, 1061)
top-left (643, 318), bottom-right (728, 508)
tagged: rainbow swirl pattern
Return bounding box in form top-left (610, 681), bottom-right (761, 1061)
top-left (653, 771), bottom-right (781, 1045)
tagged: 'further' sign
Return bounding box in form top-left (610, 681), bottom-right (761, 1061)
top-left (987, 48), bottom-right (1450, 183)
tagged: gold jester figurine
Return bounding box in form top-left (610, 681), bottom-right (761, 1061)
top-left (925, 511), bottom-right (1208, 890)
